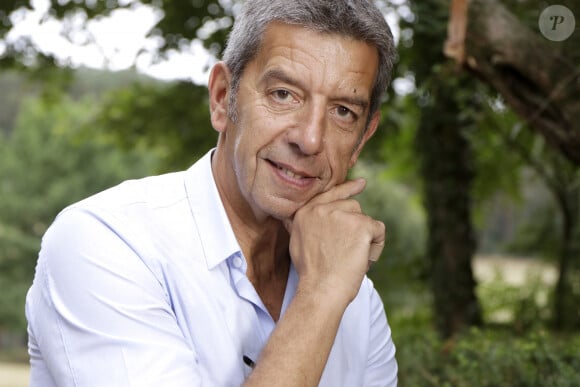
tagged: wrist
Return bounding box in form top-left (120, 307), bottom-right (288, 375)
top-left (295, 276), bottom-right (354, 313)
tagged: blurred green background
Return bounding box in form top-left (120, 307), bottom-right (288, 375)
top-left (1, 1), bottom-right (579, 385)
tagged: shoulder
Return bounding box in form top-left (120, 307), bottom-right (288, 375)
top-left (69, 170), bottom-right (189, 216)
top-left (36, 170), bottom-right (196, 284)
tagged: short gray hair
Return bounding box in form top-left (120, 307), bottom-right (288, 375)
top-left (222, 0), bottom-right (396, 123)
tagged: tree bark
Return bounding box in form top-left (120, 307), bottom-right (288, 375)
top-left (552, 182), bottom-right (580, 330)
top-left (445, 0), bottom-right (580, 165)
top-left (416, 66), bottom-right (483, 338)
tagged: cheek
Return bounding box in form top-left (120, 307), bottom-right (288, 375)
top-left (230, 122), bottom-right (265, 190)
top-left (334, 140), bottom-right (359, 166)
top-left (325, 150), bottom-right (352, 183)
top-left (324, 137), bottom-right (361, 182)
top-left (236, 105), bottom-right (277, 144)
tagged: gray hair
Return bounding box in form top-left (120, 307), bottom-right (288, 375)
top-left (222, 0), bottom-right (396, 124)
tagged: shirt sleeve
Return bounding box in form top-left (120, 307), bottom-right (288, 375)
top-left (363, 280), bottom-right (398, 386)
top-left (26, 208), bottom-right (202, 387)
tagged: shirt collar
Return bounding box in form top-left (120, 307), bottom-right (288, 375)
top-left (184, 149), bottom-right (241, 270)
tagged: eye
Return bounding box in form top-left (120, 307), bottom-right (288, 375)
top-left (334, 105), bottom-right (357, 123)
top-left (271, 89), bottom-right (293, 103)
top-left (337, 106), bottom-right (352, 117)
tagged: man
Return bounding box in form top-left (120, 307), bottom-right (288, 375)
top-left (25, 0), bottom-right (398, 385)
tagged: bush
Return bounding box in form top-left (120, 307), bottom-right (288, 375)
top-left (476, 268), bottom-right (553, 332)
top-left (0, 96), bottom-right (159, 335)
top-left (352, 161), bottom-right (428, 308)
top-left (394, 326), bottom-right (580, 387)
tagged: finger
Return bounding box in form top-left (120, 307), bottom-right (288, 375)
top-left (308, 178), bottom-right (366, 206)
top-left (368, 220), bottom-right (386, 262)
top-left (323, 199), bottom-right (362, 214)
top-left (284, 179), bottom-right (367, 233)
top-left (368, 241), bottom-right (385, 263)
top-left (284, 198), bottom-right (362, 235)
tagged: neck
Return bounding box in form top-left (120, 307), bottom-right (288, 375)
top-left (211, 149), bottom-right (291, 320)
top-left (225, 199), bottom-right (291, 321)
top-left (232, 211), bottom-right (290, 279)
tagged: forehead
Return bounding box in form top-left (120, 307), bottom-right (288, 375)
top-left (249, 22), bottom-right (379, 98)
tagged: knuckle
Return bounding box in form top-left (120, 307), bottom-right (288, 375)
top-left (312, 203), bottom-right (327, 216)
top-left (346, 199), bottom-right (362, 212)
top-left (378, 220), bottom-right (386, 232)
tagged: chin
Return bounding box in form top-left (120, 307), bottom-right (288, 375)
top-left (255, 195), bottom-right (304, 222)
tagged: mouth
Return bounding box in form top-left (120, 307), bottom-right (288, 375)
top-left (267, 160), bottom-right (315, 181)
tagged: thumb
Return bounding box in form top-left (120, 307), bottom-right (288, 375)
top-left (283, 217), bottom-right (293, 234)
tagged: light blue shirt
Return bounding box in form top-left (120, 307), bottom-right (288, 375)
top-left (26, 149), bottom-right (397, 386)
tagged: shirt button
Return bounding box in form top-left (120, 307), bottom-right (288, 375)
top-left (233, 256), bottom-right (243, 268)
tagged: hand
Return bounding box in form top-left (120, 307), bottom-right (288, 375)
top-left (284, 178), bottom-right (386, 305)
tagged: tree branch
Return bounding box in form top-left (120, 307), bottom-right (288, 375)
top-left (445, 0), bottom-right (580, 165)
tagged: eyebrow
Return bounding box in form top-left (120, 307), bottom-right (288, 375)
top-left (261, 68), bottom-right (305, 91)
top-left (337, 94), bottom-right (369, 112)
top-left (260, 68), bottom-right (370, 112)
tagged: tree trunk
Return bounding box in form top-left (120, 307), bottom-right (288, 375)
top-left (416, 65), bottom-right (483, 338)
top-left (445, 0), bottom-right (580, 330)
top-left (445, 0), bottom-right (580, 165)
top-left (552, 185), bottom-right (580, 330)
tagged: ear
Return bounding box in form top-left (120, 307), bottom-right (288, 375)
top-left (348, 111), bottom-right (380, 169)
top-left (208, 62), bottom-right (231, 134)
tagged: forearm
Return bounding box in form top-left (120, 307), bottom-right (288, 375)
top-left (243, 283), bottom-right (349, 387)
top-left (244, 179), bottom-right (387, 385)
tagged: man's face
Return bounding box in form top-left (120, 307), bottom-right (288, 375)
top-left (212, 22), bottom-right (380, 221)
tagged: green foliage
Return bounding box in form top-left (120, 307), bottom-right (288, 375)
top-left (396, 0), bottom-right (450, 83)
top-left (395, 326), bottom-right (580, 387)
top-left (468, 101), bottom-right (555, 254)
top-left (0, 0), bottom-right (232, 69)
top-left (447, 328), bottom-right (580, 387)
top-left (0, 71), bottom-right (29, 133)
top-left (468, 101), bottom-right (524, 202)
top-left (388, 255), bottom-right (579, 385)
top-left (554, 267), bottom-right (580, 330)
top-left (367, 93), bottom-right (422, 186)
top-left (353, 160), bottom-right (428, 309)
top-left (477, 268), bottom-right (553, 331)
top-left (354, 161), bottom-right (426, 267)
top-left (94, 80), bottom-right (217, 172)
top-left (0, 95), bottom-right (159, 332)
top-left (504, 182), bottom-right (561, 259)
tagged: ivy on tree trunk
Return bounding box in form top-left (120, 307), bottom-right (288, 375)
top-left (416, 65), bottom-right (483, 338)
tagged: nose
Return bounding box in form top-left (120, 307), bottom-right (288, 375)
top-left (287, 100), bottom-right (325, 156)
